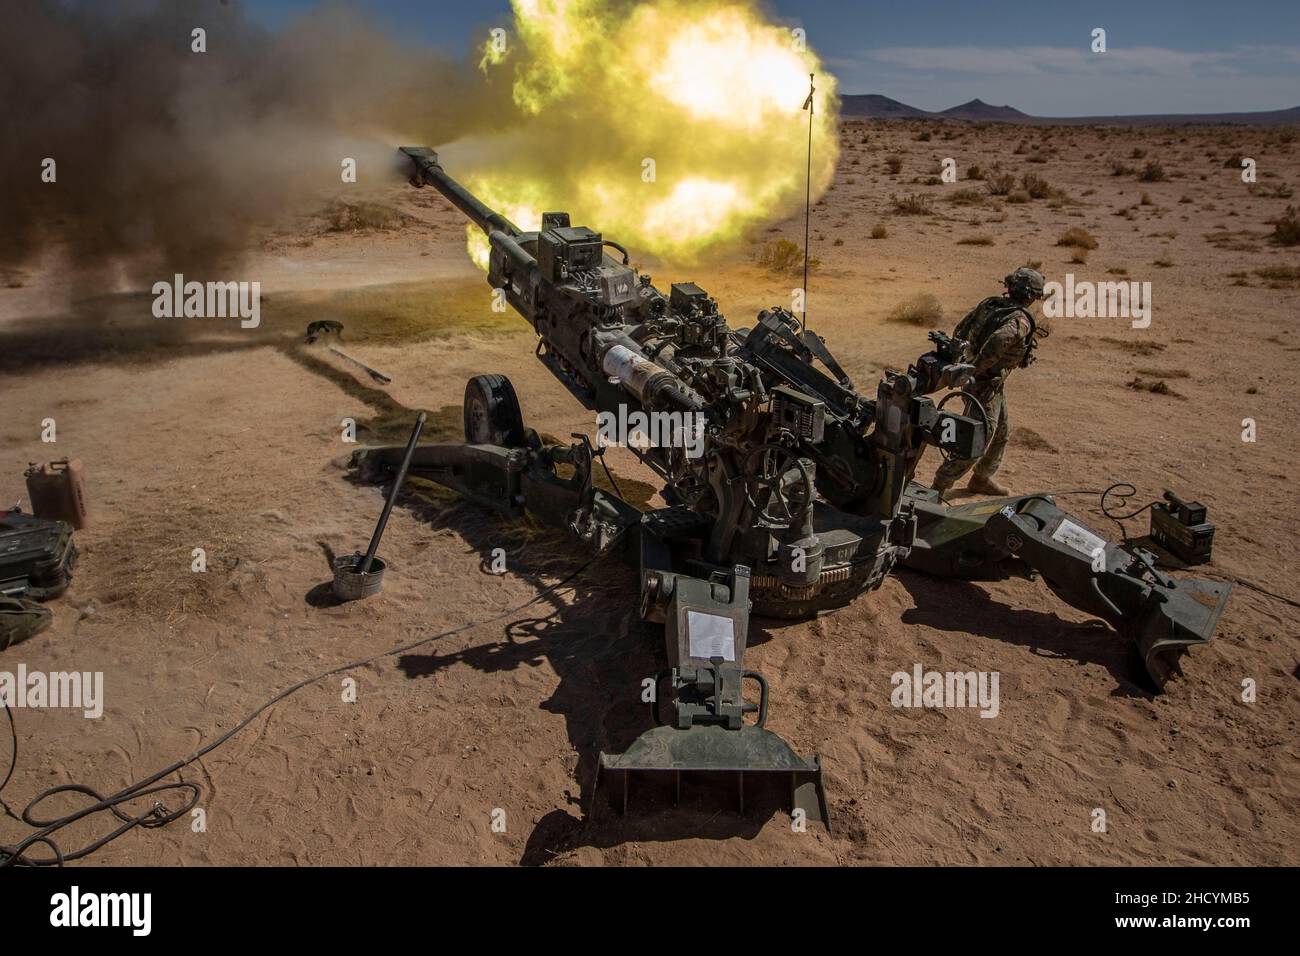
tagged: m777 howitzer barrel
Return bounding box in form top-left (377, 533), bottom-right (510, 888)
top-left (400, 146), bottom-right (538, 278)
top-left (400, 146), bottom-right (519, 237)
top-left (399, 147), bottom-right (705, 418)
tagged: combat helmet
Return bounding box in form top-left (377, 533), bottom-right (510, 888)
top-left (1003, 267), bottom-right (1045, 302)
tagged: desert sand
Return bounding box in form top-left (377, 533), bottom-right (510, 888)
top-left (1, 119), bottom-right (1297, 866)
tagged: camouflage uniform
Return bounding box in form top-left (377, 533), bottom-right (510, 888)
top-left (0, 596), bottom-right (52, 650)
top-left (933, 294), bottom-right (1036, 488)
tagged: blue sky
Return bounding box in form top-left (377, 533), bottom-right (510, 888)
top-left (247, 0), bottom-right (1300, 115)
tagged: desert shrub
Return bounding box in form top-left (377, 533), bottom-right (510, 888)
top-left (323, 200), bottom-right (404, 232)
top-left (1056, 227), bottom-right (1098, 250)
top-left (957, 235), bottom-right (995, 246)
top-left (1005, 189), bottom-right (1031, 204)
top-left (1254, 265), bottom-right (1300, 281)
top-left (1069, 248), bottom-right (1089, 264)
top-left (966, 165), bottom-right (985, 180)
top-left (1127, 377), bottom-right (1179, 397)
top-left (887, 293), bottom-right (944, 326)
top-left (916, 130), bottom-right (932, 142)
top-left (885, 155), bottom-right (903, 174)
top-left (1252, 182), bottom-right (1295, 199)
top-left (758, 239), bottom-right (809, 273)
top-left (1020, 172), bottom-right (1052, 199)
top-left (870, 224), bottom-right (888, 239)
top-left (1139, 161), bottom-right (1168, 182)
top-left (948, 188), bottom-right (986, 206)
top-left (891, 193), bottom-right (934, 215)
top-left (1110, 161), bottom-right (1135, 177)
top-left (986, 171), bottom-right (1016, 195)
top-left (1272, 206), bottom-right (1300, 245)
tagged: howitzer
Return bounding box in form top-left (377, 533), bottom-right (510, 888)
top-left (351, 147), bottom-right (1231, 828)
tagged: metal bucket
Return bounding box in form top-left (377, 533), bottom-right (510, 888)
top-left (331, 553), bottom-right (386, 601)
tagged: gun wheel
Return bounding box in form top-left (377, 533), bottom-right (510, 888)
top-left (744, 444), bottom-right (814, 530)
top-left (464, 374), bottom-right (526, 447)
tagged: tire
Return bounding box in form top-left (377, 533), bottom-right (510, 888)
top-left (463, 374), bottom-right (526, 447)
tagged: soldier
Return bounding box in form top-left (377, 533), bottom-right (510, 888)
top-left (932, 267), bottom-right (1047, 497)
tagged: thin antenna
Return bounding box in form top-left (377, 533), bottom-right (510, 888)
top-left (801, 72), bottom-right (815, 334)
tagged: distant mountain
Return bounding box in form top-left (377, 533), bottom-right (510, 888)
top-left (839, 94), bottom-right (1300, 126)
top-left (1043, 105), bottom-right (1300, 126)
top-left (841, 94), bottom-right (932, 120)
top-left (939, 98), bottom-right (1032, 122)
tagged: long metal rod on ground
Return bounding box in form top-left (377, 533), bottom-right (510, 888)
top-left (329, 346), bottom-right (393, 384)
top-left (360, 412), bottom-right (426, 574)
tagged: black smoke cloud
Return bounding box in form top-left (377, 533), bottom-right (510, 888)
top-left (0, 0), bottom-right (496, 282)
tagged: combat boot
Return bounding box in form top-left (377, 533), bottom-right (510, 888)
top-left (967, 473), bottom-right (1010, 496)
